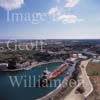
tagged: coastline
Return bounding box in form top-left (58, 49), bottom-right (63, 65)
top-left (1, 60), bottom-right (64, 72)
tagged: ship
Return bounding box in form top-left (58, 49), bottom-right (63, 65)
top-left (36, 63), bottom-right (67, 87)
top-left (49, 63), bottom-right (67, 79)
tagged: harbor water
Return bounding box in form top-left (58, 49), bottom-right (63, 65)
top-left (0, 62), bottom-right (69, 100)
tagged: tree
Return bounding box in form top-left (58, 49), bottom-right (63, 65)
top-left (8, 59), bottom-right (16, 69)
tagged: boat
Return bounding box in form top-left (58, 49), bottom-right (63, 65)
top-left (49, 63), bottom-right (67, 79)
top-left (36, 63), bottom-right (67, 87)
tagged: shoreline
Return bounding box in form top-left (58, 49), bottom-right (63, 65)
top-left (1, 60), bottom-right (64, 72)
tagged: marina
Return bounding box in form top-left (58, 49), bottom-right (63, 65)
top-left (0, 62), bottom-right (74, 100)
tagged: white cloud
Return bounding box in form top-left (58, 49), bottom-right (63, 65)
top-left (0, 0), bottom-right (24, 11)
top-left (48, 6), bottom-right (83, 24)
top-left (57, 14), bottom-right (83, 24)
top-left (48, 7), bottom-right (61, 17)
top-left (48, 0), bottom-right (83, 24)
top-left (65, 0), bottom-right (80, 8)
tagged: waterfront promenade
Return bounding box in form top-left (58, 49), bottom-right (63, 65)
top-left (64, 59), bottom-right (93, 100)
top-left (80, 59), bottom-right (93, 98)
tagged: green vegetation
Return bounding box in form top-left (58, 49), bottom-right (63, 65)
top-left (0, 49), bottom-right (70, 63)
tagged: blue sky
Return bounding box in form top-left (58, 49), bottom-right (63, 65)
top-left (0, 0), bottom-right (100, 39)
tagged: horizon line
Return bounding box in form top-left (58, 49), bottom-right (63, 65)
top-left (0, 38), bottom-right (100, 40)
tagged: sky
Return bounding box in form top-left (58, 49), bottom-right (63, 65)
top-left (0, 0), bottom-right (100, 39)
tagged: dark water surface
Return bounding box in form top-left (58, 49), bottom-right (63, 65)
top-left (0, 62), bottom-right (69, 100)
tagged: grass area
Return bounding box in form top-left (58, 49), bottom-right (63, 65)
top-left (86, 76), bottom-right (100, 100)
top-left (86, 61), bottom-right (100, 76)
top-left (86, 61), bottom-right (100, 100)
